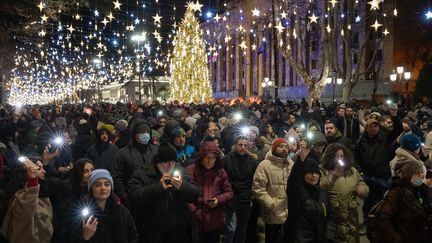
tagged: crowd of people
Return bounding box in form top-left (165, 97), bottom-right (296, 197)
top-left (0, 96), bottom-right (432, 243)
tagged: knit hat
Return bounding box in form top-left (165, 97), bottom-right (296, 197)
top-left (394, 158), bottom-right (424, 180)
top-left (115, 120), bottom-right (128, 132)
top-left (272, 138), bottom-right (288, 153)
top-left (88, 169), bottom-right (113, 192)
top-left (197, 141), bottom-right (221, 160)
top-left (400, 134), bottom-right (422, 152)
top-left (151, 129), bottom-right (161, 138)
top-left (55, 117), bottom-right (66, 128)
top-left (249, 126), bottom-right (259, 137)
top-left (0, 142), bottom-right (6, 150)
top-left (79, 119), bottom-right (88, 125)
top-left (303, 158), bottom-right (321, 174)
top-left (101, 124), bottom-right (115, 133)
top-left (366, 118), bottom-right (379, 127)
top-left (154, 143), bottom-right (177, 164)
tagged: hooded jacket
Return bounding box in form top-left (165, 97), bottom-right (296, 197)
top-left (252, 150), bottom-right (293, 224)
top-left (186, 158), bottom-right (233, 232)
top-left (389, 147), bottom-right (422, 177)
top-left (111, 118), bottom-right (158, 205)
top-left (86, 129), bottom-right (119, 171)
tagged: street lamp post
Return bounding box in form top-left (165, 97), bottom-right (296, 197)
top-left (326, 69), bottom-right (343, 103)
top-left (389, 65), bottom-right (411, 107)
top-left (131, 34), bottom-right (147, 105)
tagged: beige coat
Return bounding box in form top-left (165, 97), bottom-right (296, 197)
top-left (390, 147), bottom-right (422, 177)
top-left (252, 150), bottom-right (293, 224)
top-left (1, 184), bottom-right (53, 243)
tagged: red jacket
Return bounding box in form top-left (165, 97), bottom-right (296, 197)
top-left (186, 163), bottom-right (233, 232)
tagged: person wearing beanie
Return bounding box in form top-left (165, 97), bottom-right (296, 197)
top-left (81, 169), bottom-right (138, 242)
top-left (370, 157), bottom-right (432, 243)
top-left (186, 142), bottom-right (233, 242)
top-left (85, 128), bottom-right (119, 171)
top-left (111, 117), bottom-right (158, 206)
top-left (283, 158), bottom-right (331, 243)
top-left (128, 143), bottom-right (200, 243)
top-left (161, 120), bottom-right (196, 167)
top-left (253, 137), bottom-right (293, 243)
top-left (114, 119), bottom-right (130, 150)
top-left (389, 134), bottom-right (422, 177)
top-left (222, 136), bottom-right (258, 243)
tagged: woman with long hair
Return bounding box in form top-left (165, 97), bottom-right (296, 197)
top-left (80, 169), bottom-right (138, 242)
top-left (320, 143), bottom-right (369, 243)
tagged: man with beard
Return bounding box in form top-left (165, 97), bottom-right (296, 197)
top-left (324, 119), bottom-right (353, 150)
top-left (252, 138), bottom-right (293, 243)
top-left (111, 118), bottom-right (158, 206)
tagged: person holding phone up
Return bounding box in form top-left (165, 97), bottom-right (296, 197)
top-left (186, 141), bottom-right (234, 243)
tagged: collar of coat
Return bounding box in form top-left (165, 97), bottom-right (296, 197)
top-left (264, 150), bottom-right (291, 165)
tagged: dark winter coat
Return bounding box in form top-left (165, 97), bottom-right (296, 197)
top-left (355, 130), bottom-right (397, 177)
top-left (326, 130), bottom-right (353, 151)
top-left (186, 162), bottom-right (233, 232)
top-left (76, 197), bottom-right (138, 243)
top-left (371, 179), bottom-right (432, 243)
top-left (85, 143), bottom-right (119, 171)
top-left (221, 151), bottom-right (257, 204)
top-left (115, 130), bottom-right (130, 150)
top-left (128, 165), bottom-right (200, 243)
top-left (111, 118), bottom-right (158, 205)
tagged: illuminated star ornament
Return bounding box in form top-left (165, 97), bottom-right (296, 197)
top-left (239, 41), bottom-right (247, 50)
top-left (329, 0), bottom-right (338, 8)
top-left (191, 1), bottom-right (204, 12)
top-left (367, 0), bottom-right (381, 11)
top-left (252, 8), bottom-right (260, 17)
top-left (37, 1), bottom-right (44, 12)
top-left (308, 13), bottom-right (318, 24)
top-left (275, 22), bottom-right (285, 33)
top-left (426, 10), bottom-right (432, 19)
top-left (213, 14), bottom-right (221, 22)
top-left (67, 25), bottom-right (75, 33)
top-left (113, 0), bottom-right (122, 10)
top-left (153, 13), bottom-right (162, 24)
top-left (370, 19), bottom-right (382, 31)
top-left (383, 28), bottom-right (390, 36)
top-left (41, 14), bottom-right (48, 22)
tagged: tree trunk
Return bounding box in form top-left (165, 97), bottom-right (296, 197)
top-left (342, 80), bottom-right (353, 103)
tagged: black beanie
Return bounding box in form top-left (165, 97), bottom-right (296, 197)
top-left (303, 158), bottom-right (321, 175)
top-left (154, 143), bottom-right (177, 164)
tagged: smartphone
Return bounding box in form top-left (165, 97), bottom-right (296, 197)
top-left (164, 179), bottom-right (172, 185)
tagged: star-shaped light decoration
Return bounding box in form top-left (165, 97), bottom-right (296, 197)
top-left (370, 19), bottom-right (382, 31)
top-left (190, 1), bottom-right (204, 12)
top-left (75, 14), bottom-right (81, 20)
top-left (101, 18), bottom-right (109, 26)
top-left (113, 0), bottom-right (122, 10)
top-left (214, 14), bottom-right (221, 22)
top-left (281, 11), bottom-right (288, 19)
top-left (107, 12), bottom-right (115, 21)
top-left (239, 41), bottom-right (247, 50)
top-left (67, 25), bottom-right (76, 33)
top-left (308, 13), bottom-right (318, 24)
top-left (251, 44), bottom-right (257, 50)
top-left (329, 0), bottom-right (338, 8)
top-left (355, 16), bottom-right (361, 22)
top-left (426, 10), bottom-right (432, 19)
top-left (153, 13), bottom-right (162, 24)
top-left (367, 0), bottom-right (381, 11)
top-left (41, 14), bottom-right (48, 22)
top-left (96, 52), bottom-right (103, 58)
top-left (383, 28), bottom-right (390, 36)
top-left (275, 22), bottom-right (285, 33)
top-left (326, 24), bottom-right (332, 33)
top-left (152, 30), bottom-right (160, 37)
top-left (40, 29), bottom-right (46, 36)
top-left (126, 25), bottom-right (135, 31)
top-left (172, 22), bottom-right (177, 29)
top-left (38, 1), bottom-right (44, 12)
top-left (393, 8), bottom-right (398, 16)
top-left (252, 8), bottom-right (260, 17)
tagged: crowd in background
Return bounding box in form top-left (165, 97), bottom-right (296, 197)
top-left (0, 96), bottom-right (432, 243)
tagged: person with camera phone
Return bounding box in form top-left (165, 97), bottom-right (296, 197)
top-left (80, 169), bottom-right (138, 243)
top-left (186, 141), bottom-right (234, 243)
top-left (128, 143), bottom-right (200, 243)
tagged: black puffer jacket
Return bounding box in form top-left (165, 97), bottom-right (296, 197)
top-left (128, 165), bottom-right (200, 243)
top-left (222, 151), bottom-right (257, 204)
top-left (111, 118), bottom-right (158, 205)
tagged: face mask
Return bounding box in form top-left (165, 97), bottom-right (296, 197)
top-left (411, 177), bottom-right (423, 187)
top-left (137, 133), bottom-right (150, 145)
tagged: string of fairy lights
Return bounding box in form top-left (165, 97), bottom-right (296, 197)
top-left (7, 0), bottom-right (187, 104)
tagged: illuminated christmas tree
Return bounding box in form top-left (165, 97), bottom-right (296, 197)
top-left (170, 4), bottom-right (211, 103)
